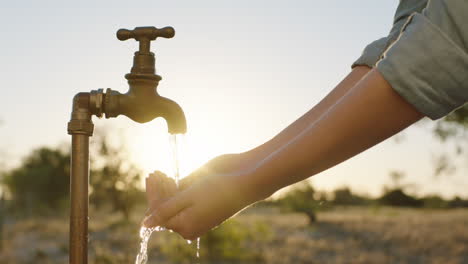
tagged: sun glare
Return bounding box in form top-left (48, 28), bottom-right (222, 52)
top-left (128, 120), bottom-right (220, 182)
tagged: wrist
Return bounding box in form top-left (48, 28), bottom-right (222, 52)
top-left (234, 166), bottom-right (276, 205)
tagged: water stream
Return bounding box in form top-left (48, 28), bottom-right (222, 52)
top-left (169, 134), bottom-right (181, 186)
top-left (135, 226), bottom-right (162, 264)
top-left (135, 134), bottom-right (200, 264)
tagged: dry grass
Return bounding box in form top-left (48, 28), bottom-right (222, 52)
top-left (0, 207), bottom-right (467, 263)
top-left (244, 207), bottom-right (468, 264)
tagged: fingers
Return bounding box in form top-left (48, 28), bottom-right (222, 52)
top-left (145, 173), bottom-right (159, 215)
top-left (143, 190), bottom-right (192, 228)
top-left (165, 174), bottom-right (178, 194)
top-left (146, 171), bottom-right (179, 214)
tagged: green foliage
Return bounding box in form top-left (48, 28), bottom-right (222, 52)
top-left (92, 244), bottom-right (134, 264)
top-left (159, 219), bottom-right (271, 263)
top-left (436, 105), bottom-right (468, 136)
top-left (448, 196), bottom-right (468, 208)
top-left (332, 187), bottom-right (369, 206)
top-left (420, 195), bottom-right (449, 209)
top-left (430, 105), bottom-right (468, 177)
top-left (89, 131), bottom-right (144, 220)
top-left (0, 128), bottom-right (144, 219)
top-left (2, 147), bottom-right (70, 213)
top-left (276, 181), bottom-right (323, 223)
top-left (432, 105), bottom-right (468, 144)
top-left (379, 189), bottom-right (423, 207)
top-left (158, 233), bottom-right (195, 263)
top-left (202, 219), bottom-right (270, 261)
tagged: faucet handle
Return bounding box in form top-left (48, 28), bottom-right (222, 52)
top-left (117, 26), bottom-right (175, 54)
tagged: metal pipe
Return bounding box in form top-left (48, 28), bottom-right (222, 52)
top-left (70, 134), bottom-right (90, 264)
top-left (68, 92), bottom-right (93, 264)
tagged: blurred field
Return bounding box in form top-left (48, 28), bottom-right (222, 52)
top-left (1, 206), bottom-right (467, 264)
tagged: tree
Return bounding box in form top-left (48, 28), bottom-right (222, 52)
top-left (430, 106), bottom-right (468, 177)
top-left (448, 196), bottom-right (468, 208)
top-left (276, 181), bottom-right (321, 223)
top-left (379, 170), bottom-right (423, 207)
top-left (379, 189), bottom-right (423, 207)
top-left (389, 170), bottom-right (405, 189)
top-left (2, 147), bottom-right (70, 213)
top-left (332, 187), bottom-right (368, 206)
top-left (1, 125), bottom-right (145, 219)
top-left (420, 195), bottom-right (448, 209)
top-left (89, 130), bottom-right (144, 220)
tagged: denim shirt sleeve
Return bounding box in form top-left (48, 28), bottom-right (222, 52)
top-left (352, 0), bottom-right (428, 68)
top-left (377, 0), bottom-right (468, 119)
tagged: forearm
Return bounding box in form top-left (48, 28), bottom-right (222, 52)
top-left (247, 69), bottom-right (424, 200)
top-left (244, 66), bottom-right (371, 161)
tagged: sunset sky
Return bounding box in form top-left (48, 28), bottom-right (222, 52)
top-left (1, 0), bottom-right (466, 198)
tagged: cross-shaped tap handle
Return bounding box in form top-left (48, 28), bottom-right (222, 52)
top-left (117, 26), bottom-right (175, 54)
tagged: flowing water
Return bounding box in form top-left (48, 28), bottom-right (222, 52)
top-left (135, 134), bottom-right (200, 264)
top-left (135, 226), bottom-right (162, 264)
top-left (196, 237), bottom-right (200, 258)
top-left (169, 134), bottom-right (182, 186)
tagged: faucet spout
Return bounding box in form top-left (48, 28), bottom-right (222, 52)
top-left (103, 77), bottom-right (187, 134)
top-left (154, 96), bottom-right (187, 134)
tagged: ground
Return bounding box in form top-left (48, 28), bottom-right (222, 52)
top-left (1, 206), bottom-right (467, 263)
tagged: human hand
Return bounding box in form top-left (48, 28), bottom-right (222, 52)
top-left (143, 157), bottom-right (261, 240)
top-left (144, 171), bottom-right (178, 219)
top-left (178, 152), bottom-right (255, 190)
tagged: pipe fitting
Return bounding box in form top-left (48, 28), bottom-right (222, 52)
top-left (68, 92), bottom-right (94, 136)
top-left (67, 120), bottom-right (94, 136)
top-left (89, 89), bottom-right (104, 118)
top-left (104, 88), bottom-right (121, 118)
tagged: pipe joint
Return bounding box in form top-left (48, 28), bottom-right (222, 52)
top-left (67, 120), bottom-right (94, 136)
top-left (68, 92), bottom-right (94, 136)
top-left (89, 89), bottom-right (105, 118)
top-left (103, 88), bottom-right (121, 118)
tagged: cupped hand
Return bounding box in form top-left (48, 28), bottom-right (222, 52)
top-left (143, 153), bottom-right (261, 240)
top-left (144, 171), bottom-right (178, 218)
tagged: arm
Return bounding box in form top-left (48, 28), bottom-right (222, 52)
top-left (179, 66), bottom-right (371, 187)
top-left (246, 69), bottom-right (423, 200)
top-left (144, 69), bottom-right (423, 239)
top-left (250, 0), bottom-right (430, 162)
top-left (180, 0), bottom-right (430, 185)
top-left (244, 66), bottom-right (371, 161)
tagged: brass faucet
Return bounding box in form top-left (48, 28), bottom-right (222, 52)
top-left (67, 26), bottom-right (187, 264)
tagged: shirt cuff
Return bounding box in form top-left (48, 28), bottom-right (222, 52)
top-left (352, 37), bottom-right (388, 68)
top-left (377, 14), bottom-right (468, 120)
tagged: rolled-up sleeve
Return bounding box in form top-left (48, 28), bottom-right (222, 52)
top-left (353, 37), bottom-right (389, 68)
top-left (377, 0), bottom-right (468, 119)
top-left (352, 0), bottom-right (428, 68)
